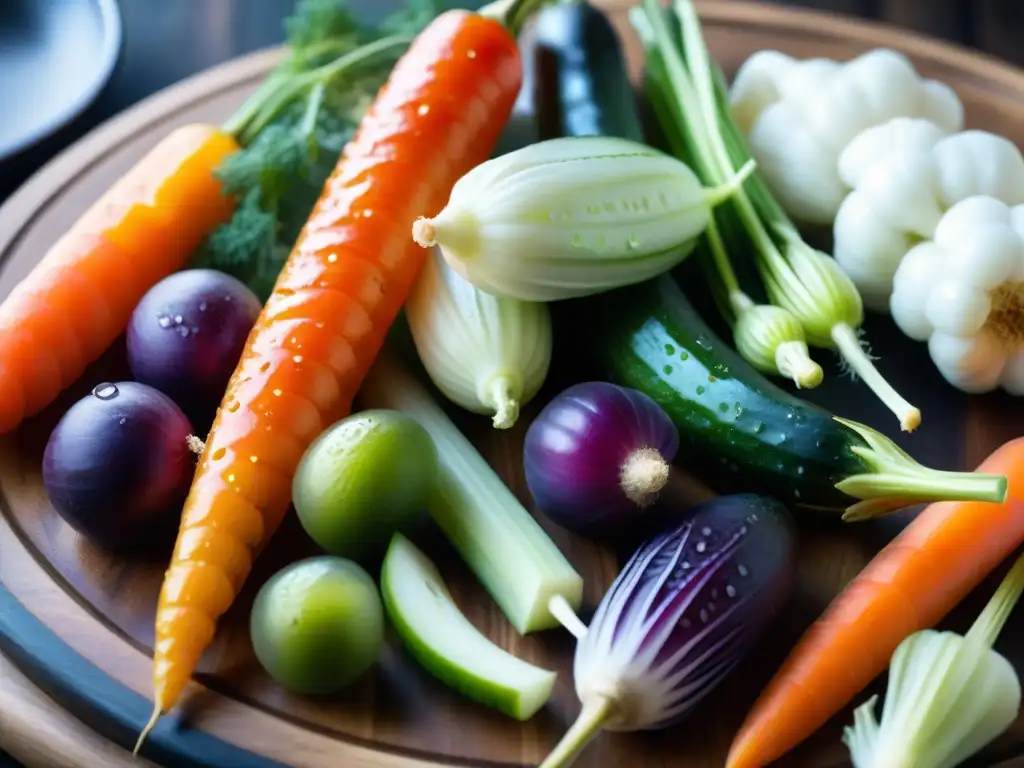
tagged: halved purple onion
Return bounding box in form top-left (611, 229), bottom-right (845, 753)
top-left (540, 494), bottom-right (796, 768)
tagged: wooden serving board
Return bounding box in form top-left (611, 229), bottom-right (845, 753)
top-left (2, 2), bottom-right (1024, 767)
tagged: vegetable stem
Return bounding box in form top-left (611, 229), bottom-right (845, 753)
top-left (479, 0), bottom-right (553, 35)
top-left (703, 159), bottom-right (757, 207)
top-left (967, 550), bottom-right (1024, 646)
top-left (539, 695), bottom-right (615, 768)
top-left (487, 375), bottom-right (521, 430)
top-left (222, 34), bottom-right (412, 144)
top-left (831, 324), bottom-right (921, 432)
top-left (620, 447), bottom-right (671, 507)
top-left (548, 594), bottom-right (589, 640)
top-left (775, 342), bottom-right (824, 389)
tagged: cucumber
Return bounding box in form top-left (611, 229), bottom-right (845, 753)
top-left (560, 274), bottom-right (1008, 520)
top-left (380, 533), bottom-right (557, 720)
top-left (531, 0), bottom-right (645, 142)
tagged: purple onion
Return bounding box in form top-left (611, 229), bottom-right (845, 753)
top-left (127, 268), bottom-right (262, 431)
top-left (524, 381), bottom-right (680, 535)
top-left (42, 381), bottom-right (197, 551)
top-left (539, 494), bottom-right (796, 768)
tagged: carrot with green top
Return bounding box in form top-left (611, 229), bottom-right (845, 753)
top-left (726, 436), bottom-right (1024, 768)
top-left (0, 8), bottom-right (410, 436)
top-left (136, 0), bottom-right (545, 752)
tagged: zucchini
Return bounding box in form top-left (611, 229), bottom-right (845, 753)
top-left (531, 0), bottom-right (645, 142)
top-left (560, 274), bottom-right (1008, 520)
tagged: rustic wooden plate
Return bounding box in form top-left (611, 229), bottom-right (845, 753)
top-left (2, 2), bottom-right (1024, 767)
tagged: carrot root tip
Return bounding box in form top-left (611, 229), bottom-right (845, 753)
top-left (133, 705), bottom-right (161, 757)
top-left (412, 217), bottom-right (437, 248)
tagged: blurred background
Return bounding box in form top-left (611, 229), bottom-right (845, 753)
top-left (0, 0), bottom-right (1021, 207)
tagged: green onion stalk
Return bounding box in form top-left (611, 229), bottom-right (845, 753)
top-left (633, 0), bottom-right (921, 431)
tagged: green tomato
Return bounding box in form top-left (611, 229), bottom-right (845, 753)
top-left (250, 556), bottom-right (384, 695)
top-left (293, 409), bottom-right (437, 560)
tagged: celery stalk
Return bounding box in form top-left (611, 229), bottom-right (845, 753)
top-left (359, 349), bottom-right (584, 634)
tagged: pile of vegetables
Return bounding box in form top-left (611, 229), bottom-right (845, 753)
top-left (4, 0), bottom-right (1024, 766)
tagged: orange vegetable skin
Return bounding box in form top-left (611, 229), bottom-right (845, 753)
top-left (0, 124), bottom-right (238, 434)
top-left (727, 436), bottom-right (1024, 768)
top-left (148, 9), bottom-right (523, 721)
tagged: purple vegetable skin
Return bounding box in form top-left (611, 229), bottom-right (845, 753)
top-left (524, 381), bottom-right (680, 536)
top-left (127, 268), bottom-right (261, 430)
top-left (541, 493), bottom-right (797, 768)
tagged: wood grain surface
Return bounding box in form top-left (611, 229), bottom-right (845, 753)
top-left (2, 2), bottom-right (1024, 767)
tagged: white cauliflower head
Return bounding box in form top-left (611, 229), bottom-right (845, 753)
top-left (890, 196), bottom-right (1024, 394)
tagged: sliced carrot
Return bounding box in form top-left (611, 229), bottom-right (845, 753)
top-left (138, 6), bottom-right (526, 747)
top-left (0, 125), bottom-right (239, 433)
top-left (726, 436), bottom-right (1024, 768)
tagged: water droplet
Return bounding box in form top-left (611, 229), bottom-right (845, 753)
top-left (314, 322), bottom-right (325, 329)
top-left (363, 209), bottom-right (374, 218)
top-left (594, 234), bottom-right (607, 249)
top-left (259, 362), bottom-right (271, 373)
top-left (226, 473), bottom-right (236, 484)
top-left (226, 400), bottom-right (240, 413)
top-left (327, 253), bottom-right (338, 263)
top-left (739, 525), bottom-right (748, 535)
top-left (92, 383), bottom-right (118, 400)
top-left (696, 336), bottom-right (713, 350)
top-left (794, 489), bottom-right (802, 499)
top-left (293, 355), bottom-right (304, 364)
top-left (696, 385), bottom-right (705, 395)
top-left (177, 326), bottom-right (190, 337)
top-left (786, 411), bottom-right (795, 420)
top-left (466, 49), bottom-right (476, 59)
top-left (662, 364), bottom-right (673, 375)
top-left (681, 617), bottom-right (691, 629)
top-left (417, 104), bottom-right (430, 116)
top-left (664, 344), bottom-right (676, 355)
top-left (681, 560), bottom-right (691, 569)
top-left (753, 421), bottom-right (765, 434)
top-left (679, 351), bottom-right (689, 360)
top-left (738, 565), bottom-right (749, 577)
top-left (701, 527), bottom-right (711, 536)
top-left (711, 588), bottom-right (719, 599)
top-left (586, 204), bottom-right (601, 215)
top-left (199, 302), bottom-right (207, 312)
top-left (696, 541), bottom-right (706, 553)
top-left (272, 388), bottom-right (283, 397)
top-left (707, 601), bottom-right (716, 612)
top-left (212, 448), bottom-right (227, 461)
top-left (797, 465), bottom-right (806, 475)
top-left (708, 375), bottom-right (717, 383)
top-left (725, 585), bottom-right (737, 598)
top-left (627, 234), bottom-right (641, 249)
top-left (173, 315), bottom-right (183, 324)
top-left (190, 327), bottom-right (199, 335)
top-left (157, 316), bottom-right (172, 328)
top-left (718, 402), bottom-right (729, 413)
top-left (224, 295), bottom-right (233, 301)
top-left (699, 608), bottom-right (709, 623)
top-left (119, 417), bottom-right (126, 425)
top-left (250, 455), bottom-right (259, 464)
top-left (571, 233), bottom-right (584, 248)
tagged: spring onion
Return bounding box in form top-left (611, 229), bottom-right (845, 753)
top-left (633, 0), bottom-right (921, 432)
top-left (405, 248), bottom-right (552, 429)
top-left (843, 550), bottom-right (1024, 768)
top-left (359, 348), bottom-right (583, 634)
top-left (411, 135), bottom-right (754, 302)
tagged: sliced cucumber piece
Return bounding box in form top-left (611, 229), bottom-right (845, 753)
top-left (381, 533), bottom-right (557, 721)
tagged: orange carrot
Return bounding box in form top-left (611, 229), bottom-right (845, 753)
top-left (136, 3), bottom-right (532, 750)
top-left (0, 125), bottom-right (238, 434)
top-left (726, 436), bottom-right (1024, 768)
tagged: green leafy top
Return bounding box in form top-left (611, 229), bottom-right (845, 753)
top-left (192, 0), bottom-right (453, 300)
